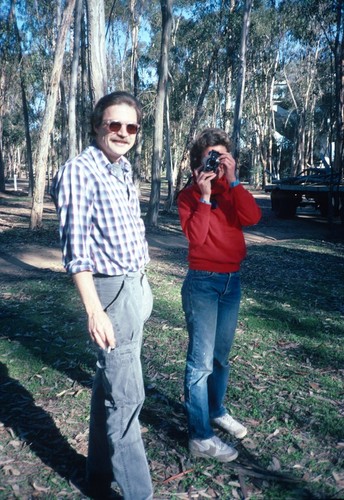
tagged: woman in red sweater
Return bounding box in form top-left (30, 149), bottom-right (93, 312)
top-left (177, 128), bottom-right (261, 462)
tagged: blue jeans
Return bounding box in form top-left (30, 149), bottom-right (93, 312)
top-left (182, 270), bottom-right (241, 440)
top-left (87, 271), bottom-right (153, 500)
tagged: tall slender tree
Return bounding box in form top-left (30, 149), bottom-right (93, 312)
top-left (333, 0), bottom-right (344, 176)
top-left (11, 0), bottom-right (34, 195)
top-left (145, 0), bottom-right (173, 227)
top-left (30, 0), bottom-right (76, 229)
top-left (174, 48), bottom-right (218, 196)
top-left (86, 0), bottom-right (107, 105)
top-left (232, 0), bottom-right (253, 166)
top-left (68, 0), bottom-right (83, 159)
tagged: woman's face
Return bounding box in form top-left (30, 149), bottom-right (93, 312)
top-left (201, 144), bottom-right (228, 178)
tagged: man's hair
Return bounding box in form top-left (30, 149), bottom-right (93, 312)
top-left (190, 128), bottom-right (231, 171)
top-left (90, 91), bottom-right (142, 137)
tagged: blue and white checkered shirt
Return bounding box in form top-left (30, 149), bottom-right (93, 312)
top-left (51, 144), bottom-right (149, 275)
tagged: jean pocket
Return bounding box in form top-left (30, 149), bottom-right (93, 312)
top-left (141, 275), bottom-right (153, 323)
top-left (101, 344), bottom-right (144, 408)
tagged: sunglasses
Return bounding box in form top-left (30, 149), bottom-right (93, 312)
top-left (102, 120), bottom-right (140, 135)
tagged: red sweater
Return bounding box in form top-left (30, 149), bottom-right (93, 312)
top-left (177, 177), bottom-right (261, 273)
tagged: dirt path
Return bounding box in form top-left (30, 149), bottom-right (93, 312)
top-left (0, 190), bottom-right (343, 278)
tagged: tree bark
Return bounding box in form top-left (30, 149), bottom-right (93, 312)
top-left (10, 0), bottom-right (34, 195)
top-left (174, 49), bottom-right (218, 197)
top-left (80, 10), bottom-right (89, 150)
top-left (333, 0), bottom-right (344, 176)
top-left (231, 0), bottom-right (253, 166)
top-left (68, 0), bottom-right (83, 159)
top-left (86, 0), bottom-right (107, 106)
top-left (30, 0), bottom-right (77, 229)
top-left (163, 91), bottom-right (174, 211)
top-left (145, 0), bottom-right (173, 227)
top-left (130, 0), bottom-right (144, 187)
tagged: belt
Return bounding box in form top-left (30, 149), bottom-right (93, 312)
top-left (93, 269), bottom-right (144, 279)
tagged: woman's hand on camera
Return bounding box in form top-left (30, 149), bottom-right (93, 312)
top-left (194, 167), bottom-right (217, 198)
top-left (218, 153), bottom-right (237, 184)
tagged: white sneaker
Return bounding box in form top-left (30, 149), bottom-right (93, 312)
top-left (189, 435), bottom-right (238, 462)
top-left (211, 413), bottom-right (247, 439)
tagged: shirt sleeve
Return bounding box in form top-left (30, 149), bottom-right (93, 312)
top-left (55, 162), bottom-right (96, 274)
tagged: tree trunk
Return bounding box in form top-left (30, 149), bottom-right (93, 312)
top-left (10, 1), bottom-right (34, 196)
top-left (231, 0), bottom-right (253, 166)
top-left (80, 10), bottom-right (89, 150)
top-left (145, 0), bottom-right (173, 227)
top-left (0, 144), bottom-right (5, 193)
top-left (223, 1), bottom-right (236, 132)
top-left (333, 0), bottom-right (344, 176)
top-left (164, 91), bottom-right (174, 211)
top-left (30, 0), bottom-right (76, 229)
top-left (68, 0), bottom-right (83, 159)
top-left (130, 0), bottom-right (143, 187)
top-left (59, 77), bottom-right (68, 164)
top-left (86, 0), bottom-right (107, 105)
top-left (174, 49), bottom-right (218, 197)
top-left (130, 0), bottom-right (141, 95)
top-left (224, 65), bottom-right (233, 133)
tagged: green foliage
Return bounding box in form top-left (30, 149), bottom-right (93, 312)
top-left (1, 0), bottom-right (342, 187)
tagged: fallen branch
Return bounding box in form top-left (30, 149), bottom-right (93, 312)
top-left (162, 468), bottom-right (194, 484)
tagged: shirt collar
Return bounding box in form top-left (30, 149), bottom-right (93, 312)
top-left (89, 142), bottom-right (131, 175)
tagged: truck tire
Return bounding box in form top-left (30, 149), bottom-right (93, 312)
top-left (271, 189), bottom-right (299, 218)
top-left (317, 194), bottom-right (329, 217)
top-left (316, 193), bottom-right (339, 218)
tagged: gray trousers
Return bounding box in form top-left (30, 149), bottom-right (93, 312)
top-left (87, 271), bottom-right (153, 500)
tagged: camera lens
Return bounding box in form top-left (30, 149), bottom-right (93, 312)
top-left (203, 150), bottom-right (220, 172)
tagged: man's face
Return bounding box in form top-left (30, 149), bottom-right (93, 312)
top-left (94, 103), bottom-right (139, 162)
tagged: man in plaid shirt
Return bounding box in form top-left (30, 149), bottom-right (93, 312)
top-left (52, 91), bottom-right (153, 500)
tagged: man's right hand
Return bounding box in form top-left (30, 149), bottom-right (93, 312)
top-left (88, 309), bottom-right (116, 350)
top-left (72, 271), bottom-right (116, 351)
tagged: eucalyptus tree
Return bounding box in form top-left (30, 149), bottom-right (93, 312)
top-left (145, 0), bottom-right (173, 227)
top-left (1, 0), bottom-right (68, 195)
top-left (86, 0), bottom-right (107, 103)
top-left (0, 1), bottom-right (24, 192)
top-left (103, 0), bottom-right (151, 186)
top-left (9, 0), bottom-right (34, 195)
top-left (276, 1), bottom-right (325, 176)
top-left (331, 0), bottom-right (343, 176)
top-left (231, 0), bottom-right (253, 166)
top-left (223, 0), bottom-right (237, 132)
top-left (277, 0), bottom-right (343, 178)
top-left (243, 1), bottom-right (283, 185)
top-left (68, 0), bottom-right (83, 159)
top-left (167, 1), bottom-right (244, 191)
top-left (30, 0), bottom-right (77, 229)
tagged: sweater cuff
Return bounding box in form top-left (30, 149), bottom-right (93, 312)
top-left (199, 197), bottom-right (212, 205)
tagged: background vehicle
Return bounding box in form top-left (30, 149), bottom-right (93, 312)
top-left (265, 165), bottom-right (344, 221)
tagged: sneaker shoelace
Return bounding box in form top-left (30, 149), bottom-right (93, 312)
top-left (212, 436), bottom-right (228, 450)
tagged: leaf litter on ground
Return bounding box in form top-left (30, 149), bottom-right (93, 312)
top-left (0, 191), bottom-right (343, 499)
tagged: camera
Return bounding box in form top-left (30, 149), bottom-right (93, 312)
top-left (201, 150), bottom-right (221, 173)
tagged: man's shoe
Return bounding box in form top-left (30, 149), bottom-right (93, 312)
top-left (86, 474), bottom-right (120, 499)
top-left (86, 484), bottom-right (120, 500)
top-left (189, 435), bottom-right (238, 462)
top-left (211, 413), bottom-right (247, 439)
